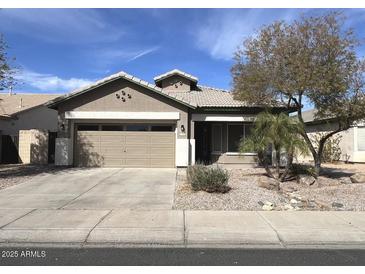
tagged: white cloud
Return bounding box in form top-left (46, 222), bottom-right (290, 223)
top-left (15, 70), bottom-right (93, 92)
top-left (92, 46), bottom-right (159, 66)
top-left (0, 9), bottom-right (123, 44)
top-left (127, 46), bottom-right (160, 62)
top-left (193, 9), bottom-right (303, 60)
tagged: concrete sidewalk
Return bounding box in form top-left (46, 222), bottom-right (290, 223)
top-left (0, 209), bottom-right (365, 248)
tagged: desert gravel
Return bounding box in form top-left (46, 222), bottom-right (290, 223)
top-left (173, 164), bottom-right (365, 211)
top-left (174, 168), bottom-right (287, 210)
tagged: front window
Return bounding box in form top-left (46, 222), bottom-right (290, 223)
top-left (212, 124), bottom-right (222, 153)
top-left (150, 125), bottom-right (173, 131)
top-left (227, 124), bottom-right (244, 152)
top-left (77, 125), bottom-right (99, 131)
top-left (126, 125), bottom-right (148, 131)
top-left (101, 125), bottom-right (124, 131)
top-left (227, 124), bottom-right (253, 152)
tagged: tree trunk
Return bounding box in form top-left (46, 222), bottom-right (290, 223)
top-left (290, 95), bottom-right (349, 177)
top-left (280, 152), bottom-right (293, 182)
top-left (275, 147), bottom-right (281, 179)
top-left (314, 127), bottom-right (346, 176)
top-left (258, 152), bottom-right (275, 179)
top-left (313, 155), bottom-right (321, 177)
top-left (294, 96), bottom-right (323, 177)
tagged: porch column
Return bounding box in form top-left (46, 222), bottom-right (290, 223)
top-left (190, 119), bottom-right (195, 139)
top-left (189, 119), bottom-right (195, 165)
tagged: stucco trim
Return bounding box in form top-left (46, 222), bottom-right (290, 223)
top-left (65, 111), bottom-right (180, 120)
top-left (192, 114), bottom-right (256, 122)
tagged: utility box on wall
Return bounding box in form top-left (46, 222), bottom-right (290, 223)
top-left (18, 129), bottom-right (49, 164)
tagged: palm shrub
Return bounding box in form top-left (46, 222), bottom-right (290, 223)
top-left (187, 164), bottom-right (230, 193)
top-left (240, 111), bottom-right (309, 182)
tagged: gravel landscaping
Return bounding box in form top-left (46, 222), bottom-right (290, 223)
top-left (173, 164), bottom-right (365, 211)
top-left (0, 164), bottom-right (69, 190)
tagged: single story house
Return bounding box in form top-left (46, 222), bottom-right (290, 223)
top-left (46, 69), bottom-right (288, 168)
top-left (297, 109), bottom-right (365, 163)
top-left (0, 93), bottom-right (59, 163)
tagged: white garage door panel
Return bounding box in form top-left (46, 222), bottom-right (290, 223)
top-left (75, 130), bottom-right (175, 167)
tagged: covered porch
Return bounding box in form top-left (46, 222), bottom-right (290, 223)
top-left (191, 113), bottom-right (258, 166)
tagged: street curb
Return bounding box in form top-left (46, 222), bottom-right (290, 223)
top-left (1, 242), bottom-right (365, 250)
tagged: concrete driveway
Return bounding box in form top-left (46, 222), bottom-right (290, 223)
top-left (0, 168), bottom-right (176, 210)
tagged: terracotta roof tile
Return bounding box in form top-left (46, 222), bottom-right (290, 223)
top-left (166, 86), bottom-right (280, 108)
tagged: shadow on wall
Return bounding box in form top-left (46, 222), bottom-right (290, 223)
top-left (29, 130), bottom-right (48, 165)
top-left (75, 133), bottom-right (105, 167)
top-left (0, 135), bottom-right (20, 164)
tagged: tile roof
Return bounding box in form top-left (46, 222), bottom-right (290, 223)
top-left (300, 109), bottom-right (336, 123)
top-left (45, 70), bottom-right (286, 110)
top-left (166, 86), bottom-right (282, 108)
top-left (0, 93), bottom-right (60, 117)
top-left (153, 69), bottom-right (198, 83)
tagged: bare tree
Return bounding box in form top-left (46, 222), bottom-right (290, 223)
top-left (232, 12), bottom-right (365, 176)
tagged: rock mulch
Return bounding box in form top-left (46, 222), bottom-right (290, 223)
top-left (173, 165), bottom-right (365, 211)
top-left (174, 168), bottom-right (286, 211)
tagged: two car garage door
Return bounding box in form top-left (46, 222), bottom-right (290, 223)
top-left (75, 124), bottom-right (175, 168)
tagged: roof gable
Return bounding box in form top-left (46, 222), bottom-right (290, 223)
top-left (154, 69), bottom-right (198, 83)
top-left (46, 71), bottom-right (197, 109)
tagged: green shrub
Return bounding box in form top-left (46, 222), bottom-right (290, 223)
top-left (187, 164), bottom-right (230, 193)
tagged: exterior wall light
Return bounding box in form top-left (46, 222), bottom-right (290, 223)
top-left (180, 125), bottom-right (185, 133)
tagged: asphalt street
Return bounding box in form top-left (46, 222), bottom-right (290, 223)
top-left (0, 247), bottom-right (365, 265)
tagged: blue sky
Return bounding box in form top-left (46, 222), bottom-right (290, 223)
top-left (0, 8), bottom-right (364, 97)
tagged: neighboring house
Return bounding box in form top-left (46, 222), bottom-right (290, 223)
top-left (0, 93), bottom-right (59, 163)
top-left (46, 69), bottom-right (288, 168)
top-left (297, 109), bottom-right (365, 163)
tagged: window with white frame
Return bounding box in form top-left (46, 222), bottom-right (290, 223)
top-left (227, 123), bottom-right (253, 152)
top-left (358, 126), bottom-right (365, 151)
top-left (212, 124), bottom-right (223, 153)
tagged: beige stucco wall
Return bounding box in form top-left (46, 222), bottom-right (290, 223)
top-left (159, 75), bottom-right (192, 91)
top-left (0, 106), bottom-right (58, 136)
top-left (57, 78), bottom-right (189, 139)
top-left (295, 122), bottom-right (359, 163)
top-left (18, 129), bottom-right (48, 164)
top-left (55, 78), bottom-right (191, 166)
top-left (352, 126), bottom-right (365, 162)
top-left (212, 154), bottom-right (257, 164)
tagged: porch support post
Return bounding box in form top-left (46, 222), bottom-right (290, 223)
top-left (189, 117), bottom-right (195, 165)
